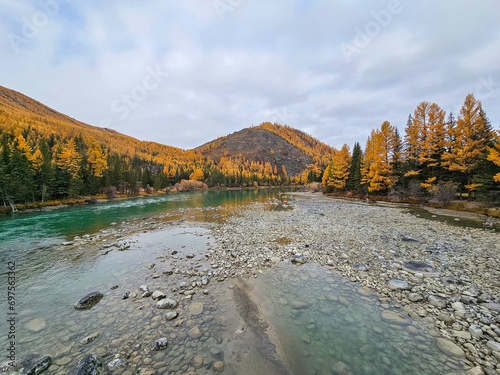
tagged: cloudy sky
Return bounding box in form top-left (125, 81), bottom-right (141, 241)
top-left (1, 1), bottom-right (499, 150)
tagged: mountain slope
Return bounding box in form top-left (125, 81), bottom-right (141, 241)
top-left (0, 85), bottom-right (194, 165)
top-left (197, 123), bottom-right (336, 176)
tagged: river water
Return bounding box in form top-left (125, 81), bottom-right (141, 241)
top-left (0, 189), bottom-right (466, 374)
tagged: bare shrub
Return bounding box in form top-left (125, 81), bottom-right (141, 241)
top-left (429, 182), bottom-right (458, 206)
top-left (104, 186), bottom-right (117, 200)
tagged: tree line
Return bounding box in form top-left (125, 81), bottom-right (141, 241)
top-left (323, 94), bottom-right (500, 201)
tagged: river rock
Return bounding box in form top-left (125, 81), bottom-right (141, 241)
top-left (213, 361), bottom-right (224, 372)
top-left (480, 302), bottom-right (500, 312)
top-left (152, 291), bottom-right (166, 300)
top-left (466, 366), bottom-right (485, 375)
top-left (25, 318), bottom-right (46, 332)
top-left (331, 361), bottom-right (353, 375)
top-left (1, 354), bottom-right (52, 375)
top-left (165, 311), bottom-right (179, 320)
top-left (290, 255), bottom-right (307, 265)
top-left (74, 291), bottom-right (103, 310)
top-left (402, 261), bottom-right (437, 274)
top-left (436, 338), bottom-right (465, 357)
top-left (135, 369), bottom-right (155, 375)
top-left (408, 293), bottom-right (423, 302)
top-left (68, 353), bottom-right (101, 375)
top-left (188, 326), bottom-right (202, 339)
top-left (80, 330), bottom-right (101, 345)
top-left (151, 338), bottom-right (168, 351)
top-left (469, 325), bottom-right (483, 338)
top-left (139, 285), bottom-right (150, 293)
top-left (107, 358), bottom-right (127, 371)
top-left (428, 295), bottom-right (446, 308)
top-left (358, 286), bottom-right (372, 296)
top-left (156, 298), bottom-right (178, 309)
top-left (189, 302), bottom-right (204, 316)
top-left (388, 279), bottom-right (409, 290)
top-left (487, 340), bottom-right (500, 352)
top-left (381, 310), bottom-right (408, 324)
top-left (291, 301), bottom-right (308, 309)
top-left (193, 355), bottom-right (204, 368)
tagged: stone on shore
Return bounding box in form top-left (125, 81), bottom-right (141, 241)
top-left (388, 279), bottom-right (409, 290)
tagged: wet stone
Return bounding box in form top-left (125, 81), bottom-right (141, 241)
top-left (213, 361), bottom-right (224, 372)
top-left (67, 353), bottom-right (101, 375)
top-left (165, 311), bottom-right (179, 321)
top-left (151, 338), bottom-right (168, 351)
top-left (157, 298), bottom-right (178, 309)
top-left (1, 354), bottom-right (52, 375)
top-left (74, 291), bottom-right (103, 310)
top-left (436, 338), bottom-right (465, 357)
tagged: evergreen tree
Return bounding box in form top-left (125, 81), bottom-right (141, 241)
top-left (347, 142), bottom-right (362, 192)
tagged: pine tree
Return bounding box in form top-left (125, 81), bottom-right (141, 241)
top-left (323, 144), bottom-right (351, 192)
top-left (347, 142), bottom-right (362, 192)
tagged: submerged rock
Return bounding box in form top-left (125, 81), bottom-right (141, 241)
top-left (151, 338), bottom-right (168, 351)
top-left (331, 361), bottom-right (353, 375)
top-left (436, 338), bottom-right (465, 357)
top-left (1, 354), bottom-right (51, 375)
top-left (165, 311), bottom-right (179, 320)
top-left (107, 358), bottom-right (127, 371)
top-left (290, 255), bottom-right (307, 265)
top-left (156, 298), bottom-right (178, 309)
top-left (80, 331), bottom-right (101, 345)
top-left (74, 292), bottom-right (103, 310)
top-left (381, 310), bottom-right (409, 324)
top-left (68, 353), bottom-right (101, 375)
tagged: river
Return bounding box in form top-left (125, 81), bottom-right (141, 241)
top-left (0, 189), bottom-right (468, 374)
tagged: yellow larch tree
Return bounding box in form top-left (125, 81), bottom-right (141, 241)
top-left (323, 144), bottom-right (351, 191)
top-left (56, 139), bottom-right (82, 179)
top-left (87, 139), bottom-right (108, 178)
top-left (487, 130), bottom-right (500, 183)
top-left (442, 94), bottom-right (494, 193)
top-left (362, 122), bottom-right (397, 192)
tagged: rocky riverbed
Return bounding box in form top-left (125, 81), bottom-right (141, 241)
top-left (3, 192), bottom-right (500, 375)
top-left (208, 192), bottom-right (500, 374)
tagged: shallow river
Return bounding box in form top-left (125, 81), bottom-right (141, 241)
top-left (0, 189), bottom-right (467, 374)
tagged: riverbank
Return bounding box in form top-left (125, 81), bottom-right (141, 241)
top-left (209, 192), bottom-right (500, 374)
top-left (0, 185), bottom-right (296, 215)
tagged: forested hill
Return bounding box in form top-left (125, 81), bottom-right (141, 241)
top-left (197, 124), bottom-right (336, 177)
top-left (0, 85), bottom-right (193, 164)
top-left (0, 85), bottom-right (332, 206)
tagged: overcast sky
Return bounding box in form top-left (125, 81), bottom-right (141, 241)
top-left (1, 1), bottom-right (499, 150)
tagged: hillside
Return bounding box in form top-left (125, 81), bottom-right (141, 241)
top-left (0, 85), bottom-right (195, 166)
top-left (0, 85), bottom-right (336, 205)
top-left (197, 123), bottom-right (336, 177)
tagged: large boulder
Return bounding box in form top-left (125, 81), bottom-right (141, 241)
top-left (74, 292), bottom-right (103, 310)
top-left (1, 354), bottom-right (52, 375)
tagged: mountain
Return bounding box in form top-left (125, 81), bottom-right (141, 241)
top-left (197, 124), bottom-right (336, 176)
top-left (0, 85), bottom-right (337, 205)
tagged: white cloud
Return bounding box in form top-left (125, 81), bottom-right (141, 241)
top-left (1, 0), bottom-right (499, 150)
